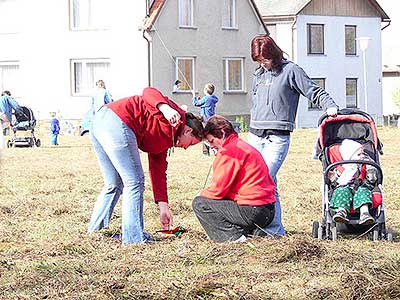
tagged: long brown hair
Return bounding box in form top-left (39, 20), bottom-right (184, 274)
top-left (185, 112), bottom-right (204, 140)
top-left (204, 115), bottom-right (235, 139)
top-left (251, 35), bottom-right (284, 70)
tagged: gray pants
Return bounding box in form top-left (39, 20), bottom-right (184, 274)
top-left (192, 196), bottom-right (274, 242)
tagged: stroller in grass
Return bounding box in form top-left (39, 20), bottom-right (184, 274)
top-left (312, 109), bottom-right (393, 241)
top-left (7, 106), bottom-right (41, 148)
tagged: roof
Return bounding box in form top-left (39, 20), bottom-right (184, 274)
top-left (143, 0), bottom-right (267, 32)
top-left (254, 0), bottom-right (390, 21)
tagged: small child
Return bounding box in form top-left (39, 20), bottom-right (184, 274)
top-left (329, 139), bottom-right (377, 225)
top-left (50, 113), bottom-right (60, 145)
top-left (192, 83), bottom-right (219, 155)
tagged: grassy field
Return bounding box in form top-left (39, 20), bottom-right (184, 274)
top-left (0, 126), bottom-right (399, 300)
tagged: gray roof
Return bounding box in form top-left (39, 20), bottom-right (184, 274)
top-left (253, 0), bottom-right (311, 17)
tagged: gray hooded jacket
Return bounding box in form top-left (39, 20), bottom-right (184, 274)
top-left (250, 60), bottom-right (338, 132)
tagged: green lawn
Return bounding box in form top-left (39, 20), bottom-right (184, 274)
top-left (0, 127), bottom-right (399, 300)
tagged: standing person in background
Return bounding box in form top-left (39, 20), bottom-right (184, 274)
top-left (49, 112), bottom-right (60, 146)
top-left (88, 87), bottom-right (204, 244)
top-left (0, 91), bottom-right (22, 149)
top-left (92, 80), bottom-right (113, 114)
top-left (249, 35), bottom-right (339, 237)
top-left (192, 83), bottom-right (219, 155)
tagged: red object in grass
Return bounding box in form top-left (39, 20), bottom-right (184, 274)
top-left (156, 226), bottom-right (188, 236)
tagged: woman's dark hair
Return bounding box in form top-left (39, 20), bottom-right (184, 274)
top-left (1, 90), bottom-right (11, 96)
top-left (251, 35), bottom-right (284, 70)
top-left (185, 112), bottom-right (204, 140)
top-left (204, 115), bottom-right (235, 139)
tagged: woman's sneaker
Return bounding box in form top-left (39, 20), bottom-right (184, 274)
top-left (333, 208), bottom-right (349, 223)
top-left (359, 212), bottom-right (374, 225)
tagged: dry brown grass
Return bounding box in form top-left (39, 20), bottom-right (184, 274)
top-left (0, 126), bottom-right (399, 300)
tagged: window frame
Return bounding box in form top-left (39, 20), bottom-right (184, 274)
top-left (223, 57), bottom-right (245, 93)
top-left (70, 58), bottom-right (111, 96)
top-left (174, 56), bottom-right (195, 93)
top-left (178, 0), bottom-right (194, 28)
top-left (222, 0), bottom-right (237, 29)
top-left (69, 0), bottom-right (110, 31)
top-left (308, 78), bottom-right (325, 111)
top-left (345, 25), bottom-right (357, 56)
top-left (307, 23), bottom-right (325, 55)
top-left (0, 61), bottom-right (20, 97)
top-left (346, 78), bottom-right (358, 108)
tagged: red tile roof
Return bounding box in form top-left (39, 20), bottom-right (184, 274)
top-left (144, 0), bottom-right (166, 30)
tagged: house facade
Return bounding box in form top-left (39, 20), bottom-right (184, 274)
top-left (0, 0), bottom-right (148, 120)
top-left (254, 0), bottom-right (390, 127)
top-left (144, 0), bottom-right (267, 116)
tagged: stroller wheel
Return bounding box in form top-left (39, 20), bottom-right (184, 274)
top-left (387, 227), bottom-right (394, 241)
top-left (7, 140), bottom-right (12, 148)
top-left (35, 139), bottom-right (41, 147)
top-left (331, 226), bottom-right (338, 241)
top-left (312, 221), bottom-right (319, 238)
top-left (372, 227), bottom-right (379, 241)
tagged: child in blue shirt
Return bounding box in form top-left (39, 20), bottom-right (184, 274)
top-left (192, 83), bottom-right (219, 155)
top-left (50, 113), bottom-right (60, 145)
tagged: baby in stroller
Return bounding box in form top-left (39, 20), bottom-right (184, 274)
top-left (7, 106), bottom-right (41, 147)
top-left (329, 139), bottom-right (378, 225)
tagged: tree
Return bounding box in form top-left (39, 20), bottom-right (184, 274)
top-left (392, 88), bottom-right (400, 127)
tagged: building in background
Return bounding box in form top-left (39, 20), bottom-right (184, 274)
top-left (254, 0), bottom-right (390, 127)
top-left (143, 0), bottom-right (267, 117)
top-left (0, 0), bottom-right (148, 120)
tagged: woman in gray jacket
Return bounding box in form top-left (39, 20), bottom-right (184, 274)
top-left (249, 35), bottom-right (338, 237)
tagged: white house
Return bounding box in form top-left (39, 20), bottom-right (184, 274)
top-left (254, 0), bottom-right (390, 127)
top-left (0, 0), bottom-right (149, 120)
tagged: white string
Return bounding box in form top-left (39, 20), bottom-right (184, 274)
top-left (152, 24), bottom-right (194, 92)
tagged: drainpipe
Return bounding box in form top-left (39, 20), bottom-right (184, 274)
top-left (291, 15), bottom-right (297, 61)
top-left (142, 28), bottom-right (152, 87)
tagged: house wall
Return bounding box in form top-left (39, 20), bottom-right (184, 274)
top-left (0, 0), bottom-right (148, 120)
top-left (302, 0), bottom-right (380, 17)
top-left (149, 0), bottom-right (266, 116)
top-left (294, 15), bottom-right (383, 128)
top-left (382, 75), bottom-right (400, 115)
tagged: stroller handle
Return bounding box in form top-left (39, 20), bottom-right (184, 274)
top-left (324, 160), bottom-right (383, 185)
top-left (318, 108), bottom-right (374, 126)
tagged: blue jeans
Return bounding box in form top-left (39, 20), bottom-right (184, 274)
top-left (50, 133), bottom-right (58, 145)
top-left (248, 132), bottom-right (290, 236)
top-left (88, 107), bottom-right (146, 244)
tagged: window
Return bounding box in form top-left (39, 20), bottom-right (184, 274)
top-left (345, 25), bottom-right (357, 55)
top-left (0, 0), bottom-right (19, 33)
top-left (222, 0), bottom-right (236, 28)
top-left (346, 78), bottom-right (358, 108)
top-left (174, 57), bottom-right (194, 92)
top-left (308, 78), bottom-right (325, 110)
top-left (71, 59), bottom-right (110, 95)
top-left (178, 0), bottom-right (193, 27)
top-left (0, 62), bottom-right (20, 96)
top-left (223, 58), bottom-right (244, 92)
top-left (70, 0), bottom-right (110, 30)
top-left (307, 24), bottom-right (324, 54)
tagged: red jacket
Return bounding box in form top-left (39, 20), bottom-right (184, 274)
top-left (107, 87), bottom-right (186, 203)
top-left (200, 134), bottom-right (276, 206)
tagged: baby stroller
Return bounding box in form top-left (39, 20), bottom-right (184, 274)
top-left (7, 106), bottom-right (41, 148)
top-left (312, 108), bottom-right (393, 241)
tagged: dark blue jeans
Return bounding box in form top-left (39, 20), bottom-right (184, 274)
top-left (192, 196), bottom-right (275, 242)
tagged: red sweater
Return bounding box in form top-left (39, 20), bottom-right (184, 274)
top-left (107, 87), bottom-right (186, 203)
top-left (200, 134), bottom-right (276, 206)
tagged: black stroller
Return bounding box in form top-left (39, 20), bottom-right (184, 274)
top-left (7, 106), bottom-right (41, 148)
top-left (312, 109), bottom-right (393, 241)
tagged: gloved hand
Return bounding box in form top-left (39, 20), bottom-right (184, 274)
top-left (326, 107), bottom-right (338, 117)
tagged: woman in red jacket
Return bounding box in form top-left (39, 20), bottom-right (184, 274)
top-left (88, 87), bottom-right (204, 244)
top-left (192, 115), bottom-right (276, 242)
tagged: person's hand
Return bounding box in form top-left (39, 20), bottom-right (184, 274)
top-left (158, 201), bottom-right (173, 230)
top-left (326, 107), bottom-right (338, 117)
top-left (158, 103), bottom-right (181, 127)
